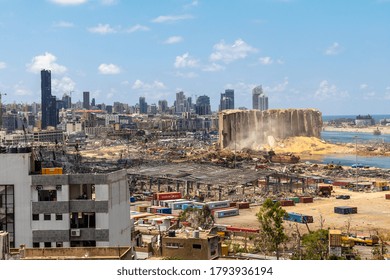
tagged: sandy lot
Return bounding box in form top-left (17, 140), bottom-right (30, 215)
top-left (216, 187), bottom-right (390, 236)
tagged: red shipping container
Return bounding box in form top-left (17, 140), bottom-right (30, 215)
top-left (299, 197), bottom-right (313, 203)
top-left (280, 200), bottom-right (295, 206)
top-left (230, 202), bottom-right (237, 207)
top-left (237, 202), bottom-right (250, 209)
top-left (385, 194), bottom-right (390, 200)
top-left (154, 192), bottom-right (182, 201)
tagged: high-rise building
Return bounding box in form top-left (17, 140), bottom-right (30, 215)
top-left (83, 91), bottom-right (90, 110)
top-left (91, 98), bottom-right (96, 107)
top-left (195, 95), bottom-right (211, 115)
top-left (62, 94), bottom-right (72, 109)
top-left (139, 97), bottom-right (148, 114)
top-left (41, 69), bottom-right (58, 129)
top-left (158, 100), bottom-right (168, 113)
top-left (252, 85), bottom-right (268, 111)
top-left (219, 89), bottom-right (234, 111)
top-left (252, 85), bottom-right (262, 109)
top-left (258, 93), bottom-right (268, 111)
top-left (175, 91), bottom-right (186, 114)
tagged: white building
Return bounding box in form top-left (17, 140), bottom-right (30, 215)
top-left (0, 151), bottom-right (130, 248)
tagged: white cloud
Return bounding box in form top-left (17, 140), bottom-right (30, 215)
top-left (50, 0), bottom-right (87, 5)
top-left (325, 42), bottom-right (341, 55)
top-left (264, 77), bottom-right (289, 93)
top-left (163, 36), bottom-right (183, 44)
top-left (184, 0), bottom-right (199, 9)
top-left (224, 82), bottom-right (257, 95)
top-left (0, 62), bottom-right (6, 69)
top-left (14, 82), bottom-right (32, 96)
top-left (127, 24), bottom-right (150, 33)
top-left (53, 21), bottom-right (75, 28)
top-left (88, 24), bottom-right (116, 34)
top-left (106, 88), bottom-right (116, 99)
top-left (314, 80), bottom-right (349, 100)
top-left (152, 14), bottom-right (193, 23)
top-left (27, 52), bottom-right (67, 74)
top-left (210, 39), bottom-right (258, 64)
top-left (259, 56), bottom-right (273, 65)
top-left (174, 53), bottom-right (199, 68)
top-left (202, 63), bottom-right (225, 72)
top-left (52, 76), bottom-right (76, 94)
top-left (132, 79), bottom-right (166, 90)
top-left (98, 63), bottom-right (121, 74)
top-left (360, 84), bottom-right (368, 89)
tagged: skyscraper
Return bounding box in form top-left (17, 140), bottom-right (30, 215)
top-left (195, 95), bottom-right (211, 115)
top-left (219, 89), bottom-right (234, 111)
top-left (41, 69), bottom-right (58, 129)
top-left (258, 93), bottom-right (268, 111)
top-left (252, 85), bottom-right (268, 111)
top-left (83, 91), bottom-right (90, 110)
top-left (139, 97), bottom-right (148, 114)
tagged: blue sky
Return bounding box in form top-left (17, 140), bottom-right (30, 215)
top-left (1, 0), bottom-right (390, 115)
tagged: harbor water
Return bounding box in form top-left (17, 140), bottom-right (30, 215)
top-left (302, 130), bottom-right (390, 169)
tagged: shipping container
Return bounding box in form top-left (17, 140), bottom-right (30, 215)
top-left (334, 206), bottom-right (358, 215)
top-left (130, 197), bottom-right (136, 203)
top-left (299, 196), bottom-right (314, 203)
top-left (332, 180), bottom-right (352, 187)
top-left (153, 192), bottom-right (182, 201)
top-left (156, 207), bottom-right (172, 214)
top-left (329, 230), bottom-right (342, 247)
top-left (159, 199), bottom-right (186, 207)
top-left (226, 226), bottom-right (260, 233)
top-left (136, 205), bottom-right (149, 213)
top-left (206, 200), bottom-right (231, 209)
top-left (386, 194), bottom-right (390, 200)
top-left (287, 197), bottom-right (300, 204)
top-left (214, 208), bottom-right (239, 218)
top-left (284, 212), bottom-right (314, 223)
top-left (237, 202), bottom-right (250, 209)
top-left (169, 200), bottom-right (193, 210)
top-left (280, 200), bottom-right (295, 207)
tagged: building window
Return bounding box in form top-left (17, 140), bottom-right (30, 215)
top-left (56, 242), bottom-right (63, 248)
top-left (192, 244), bottom-right (202, 249)
top-left (44, 242), bottom-right (51, 248)
top-left (33, 242), bottom-right (40, 248)
top-left (32, 214), bottom-right (39, 221)
top-left (38, 189), bottom-right (57, 201)
top-left (165, 242), bottom-right (180, 249)
top-left (44, 214), bottom-right (51, 220)
top-left (56, 214), bottom-right (63, 220)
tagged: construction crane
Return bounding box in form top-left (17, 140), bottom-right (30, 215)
top-left (0, 92), bottom-right (6, 129)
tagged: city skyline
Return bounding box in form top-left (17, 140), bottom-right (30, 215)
top-left (1, 0), bottom-right (390, 115)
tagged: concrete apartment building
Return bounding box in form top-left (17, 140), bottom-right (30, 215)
top-left (0, 151), bottom-right (130, 249)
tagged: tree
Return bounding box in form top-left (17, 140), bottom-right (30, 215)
top-left (256, 198), bottom-right (288, 259)
top-left (298, 229), bottom-right (329, 260)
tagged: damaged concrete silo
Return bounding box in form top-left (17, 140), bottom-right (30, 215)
top-left (218, 108), bottom-right (323, 150)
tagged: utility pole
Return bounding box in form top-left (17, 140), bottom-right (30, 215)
top-left (0, 92), bottom-right (6, 129)
top-left (354, 135), bottom-right (358, 189)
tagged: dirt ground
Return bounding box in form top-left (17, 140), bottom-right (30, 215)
top-left (216, 187), bottom-right (390, 236)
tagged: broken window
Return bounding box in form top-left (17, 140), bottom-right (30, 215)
top-left (192, 244), bottom-right (202, 249)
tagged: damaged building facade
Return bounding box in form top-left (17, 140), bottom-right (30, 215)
top-left (0, 151), bottom-right (130, 249)
top-left (218, 109), bottom-right (323, 150)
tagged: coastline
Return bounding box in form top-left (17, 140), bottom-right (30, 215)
top-left (322, 125), bottom-right (390, 135)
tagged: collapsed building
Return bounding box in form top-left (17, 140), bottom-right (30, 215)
top-left (218, 109), bottom-right (323, 150)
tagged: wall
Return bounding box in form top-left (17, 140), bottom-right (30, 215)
top-left (0, 153), bottom-right (32, 247)
top-left (108, 175), bottom-right (131, 246)
top-left (218, 109), bottom-right (323, 149)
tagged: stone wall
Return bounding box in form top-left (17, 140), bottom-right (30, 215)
top-left (218, 109), bottom-right (322, 150)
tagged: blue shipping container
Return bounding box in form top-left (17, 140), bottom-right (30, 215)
top-left (130, 197), bottom-right (136, 203)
